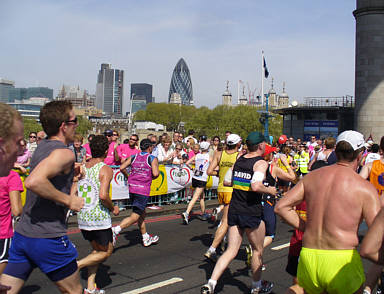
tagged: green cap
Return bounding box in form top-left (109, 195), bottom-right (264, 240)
top-left (246, 131), bottom-right (266, 145)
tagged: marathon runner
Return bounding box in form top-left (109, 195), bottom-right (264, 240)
top-left (201, 131), bottom-right (274, 294)
top-left (204, 134), bottom-right (241, 261)
top-left (112, 139), bottom-right (160, 247)
top-left (76, 135), bottom-right (120, 294)
top-left (182, 141), bottom-right (211, 224)
top-left (1, 100), bottom-right (84, 294)
top-left (276, 130), bottom-right (380, 294)
top-left (359, 135), bottom-right (384, 294)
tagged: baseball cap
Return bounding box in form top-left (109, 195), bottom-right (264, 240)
top-left (336, 130), bottom-right (365, 151)
top-left (104, 129), bottom-right (113, 136)
top-left (278, 134), bottom-right (288, 145)
top-left (226, 134), bottom-right (241, 145)
top-left (263, 144), bottom-right (277, 157)
top-left (200, 141), bottom-right (210, 151)
top-left (246, 132), bottom-right (266, 145)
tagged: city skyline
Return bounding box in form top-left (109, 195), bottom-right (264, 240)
top-left (1, 1), bottom-right (355, 114)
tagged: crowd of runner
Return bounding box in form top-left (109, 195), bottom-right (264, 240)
top-left (0, 100), bottom-right (384, 293)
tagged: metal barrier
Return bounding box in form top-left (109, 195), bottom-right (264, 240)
top-left (111, 164), bottom-right (218, 210)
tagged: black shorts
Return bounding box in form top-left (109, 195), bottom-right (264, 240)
top-left (278, 178), bottom-right (290, 187)
top-left (228, 213), bottom-right (262, 229)
top-left (0, 237), bottom-right (11, 263)
top-left (81, 228), bottom-right (113, 247)
top-left (192, 178), bottom-right (207, 188)
top-left (286, 255), bottom-right (299, 277)
top-left (262, 202), bottom-right (276, 238)
top-left (130, 193), bottom-right (150, 216)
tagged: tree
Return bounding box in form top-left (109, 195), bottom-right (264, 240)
top-left (22, 118), bottom-right (42, 138)
top-left (76, 116), bottom-right (93, 136)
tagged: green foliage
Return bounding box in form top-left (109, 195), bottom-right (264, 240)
top-left (133, 104), bottom-right (283, 142)
top-left (22, 118), bottom-right (42, 138)
top-left (75, 116), bottom-right (93, 136)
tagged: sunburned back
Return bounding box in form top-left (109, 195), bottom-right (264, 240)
top-left (303, 165), bottom-right (367, 250)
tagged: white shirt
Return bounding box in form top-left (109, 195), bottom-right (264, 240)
top-left (365, 153), bottom-right (381, 165)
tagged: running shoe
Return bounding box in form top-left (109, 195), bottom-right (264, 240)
top-left (143, 234), bottom-right (159, 247)
top-left (245, 244), bottom-right (252, 267)
top-left (262, 264), bottom-right (266, 271)
top-left (198, 213), bottom-right (211, 221)
top-left (252, 280), bottom-right (273, 294)
top-left (181, 212), bottom-right (189, 224)
top-left (204, 250), bottom-right (217, 263)
top-left (201, 283), bottom-right (213, 294)
top-left (112, 226), bottom-right (119, 247)
top-left (377, 288), bottom-right (383, 294)
top-left (84, 288), bottom-right (105, 294)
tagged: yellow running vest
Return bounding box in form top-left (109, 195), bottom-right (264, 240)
top-left (369, 160), bottom-right (384, 196)
top-left (217, 151), bottom-right (239, 193)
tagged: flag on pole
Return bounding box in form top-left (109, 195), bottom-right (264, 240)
top-left (263, 57), bottom-right (269, 78)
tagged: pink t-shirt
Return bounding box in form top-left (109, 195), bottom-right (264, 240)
top-left (16, 149), bottom-right (31, 165)
top-left (117, 144), bottom-right (140, 160)
top-left (0, 170), bottom-right (23, 239)
top-left (104, 142), bottom-right (119, 166)
top-left (83, 143), bottom-right (92, 158)
top-left (188, 150), bottom-right (200, 159)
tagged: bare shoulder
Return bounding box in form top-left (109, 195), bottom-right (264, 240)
top-left (254, 158), bottom-right (268, 171)
top-left (50, 148), bottom-right (75, 162)
top-left (101, 164), bottom-right (113, 175)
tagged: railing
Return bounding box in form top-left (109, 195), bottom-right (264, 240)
top-left (303, 96), bottom-right (354, 108)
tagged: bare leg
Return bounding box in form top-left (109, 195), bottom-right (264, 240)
top-left (137, 211), bottom-right (147, 235)
top-left (210, 225), bottom-right (244, 281)
top-left (246, 221), bottom-right (266, 282)
top-left (86, 264), bottom-right (98, 291)
top-left (285, 284), bottom-right (305, 294)
top-left (77, 242), bottom-right (113, 269)
top-left (0, 263), bottom-right (7, 276)
top-left (185, 187), bottom-right (205, 214)
top-left (199, 192), bottom-right (206, 214)
top-left (118, 212), bottom-right (141, 230)
top-left (54, 269), bottom-right (82, 294)
top-left (211, 204), bottom-right (229, 249)
top-left (0, 274), bottom-right (25, 294)
top-left (263, 236), bottom-right (273, 248)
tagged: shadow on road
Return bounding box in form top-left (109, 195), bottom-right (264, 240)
top-left (80, 264), bottom-right (113, 289)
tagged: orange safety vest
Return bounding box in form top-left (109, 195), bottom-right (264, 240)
top-left (369, 160), bottom-right (384, 196)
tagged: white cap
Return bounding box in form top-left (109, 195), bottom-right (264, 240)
top-left (200, 141), bottom-right (210, 150)
top-left (227, 134), bottom-right (241, 145)
top-left (336, 130), bottom-right (365, 151)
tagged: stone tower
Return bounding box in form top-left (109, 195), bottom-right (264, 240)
top-left (222, 81), bottom-right (232, 106)
top-left (354, 1), bottom-right (384, 141)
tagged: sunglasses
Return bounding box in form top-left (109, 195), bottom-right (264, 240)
top-left (29, 136), bottom-right (36, 138)
top-left (65, 117), bottom-right (78, 124)
top-left (106, 134), bottom-right (112, 137)
top-left (176, 148), bottom-right (182, 151)
top-left (113, 134), bottom-right (118, 136)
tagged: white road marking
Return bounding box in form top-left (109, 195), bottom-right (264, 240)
top-left (121, 277), bottom-right (184, 294)
top-left (271, 242), bottom-right (290, 251)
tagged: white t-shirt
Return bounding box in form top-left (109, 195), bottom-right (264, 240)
top-left (365, 153), bottom-right (381, 165)
top-left (192, 153), bottom-right (210, 181)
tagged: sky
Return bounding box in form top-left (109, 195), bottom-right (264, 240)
top-left (0, 0), bottom-right (356, 113)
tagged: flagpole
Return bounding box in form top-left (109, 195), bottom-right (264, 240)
top-left (261, 51), bottom-right (264, 107)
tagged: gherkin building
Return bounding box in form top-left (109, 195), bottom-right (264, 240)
top-left (168, 58), bottom-right (193, 105)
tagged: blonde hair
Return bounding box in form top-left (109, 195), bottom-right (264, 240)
top-left (0, 103), bottom-right (22, 139)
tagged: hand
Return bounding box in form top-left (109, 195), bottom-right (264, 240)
top-left (0, 283), bottom-right (11, 294)
top-left (269, 186), bottom-right (277, 196)
top-left (69, 194), bottom-right (84, 212)
top-left (113, 205), bottom-right (120, 216)
top-left (280, 155), bottom-right (289, 167)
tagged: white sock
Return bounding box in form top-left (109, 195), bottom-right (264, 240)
top-left (142, 232), bottom-right (149, 240)
top-left (208, 246), bottom-right (216, 253)
top-left (114, 225), bottom-right (122, 234)
top-left (252, 280), bottom-right (262, 289)
top-left (208, 279), bottom-right (217, 290)
top-left (216, 206), bottom-right (222, 214)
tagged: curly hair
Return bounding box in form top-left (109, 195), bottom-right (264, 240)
top-left (0, 103), bottom-right (22, 139)
top-left (90, 135), bottom-right (109, 158)
top-left (39, 100), bottom-right (73, 137)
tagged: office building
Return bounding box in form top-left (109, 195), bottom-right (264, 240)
top-left (96, 63), bottom-right (124, 116)
top-left (9, 87), bottom-right (53, 102)
top-left (0, 79), bottom-right (15, 102)
top-left (168, 58), bottom-right (193, 105)
top-left (57, 84), bottom-right (95, 107)
top-left (131, 83), bottom-right (153, 104)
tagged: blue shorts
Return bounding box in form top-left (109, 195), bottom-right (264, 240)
top-left (130, 193), bottom-right (149, 215)
top-left (227, 213), bottom-right (262, 229)
top-left (262, 201), bottom-right (276, 238)
top-left (4, 232), bottom-right (78, 281)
